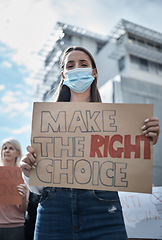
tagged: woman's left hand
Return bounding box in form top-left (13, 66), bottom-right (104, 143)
top-left (17, 183), bottom-right (28, 199)
top-left (141, 117), bottom-right (160, 145)
top-left (17, 183), bottom-right (29, 212)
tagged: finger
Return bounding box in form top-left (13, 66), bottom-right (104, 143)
top-left (20, 161), bottom-right (34, 171)
top-left (143, 126), bottom-right (159, 135)
top-left (141, 123), bottom-right (160, 136)
top-left (17, 184), bottom-right (28, 190)
top-left (18, 191), bottom-right (26, 197)
top-left (27, 153), bottom-right (37, 166)
top-left (17, 186), bottom-right (26, 193)
top-left (142, 120), bottom-right (159, 129)
top-left (146, 121), bottom-right (159, 129)
top-left (145, 132), bottom-right (158, 144)
top-left (27, 145), bottom-right (36, 158)
top-left (26, 147), bottom-right (37, 167)
top-left (145, 117), bottom-right (159, 122)
top-left (22, 151), bottom-right (37, 167)
top-left (17, 186), bottom-right (27, 197)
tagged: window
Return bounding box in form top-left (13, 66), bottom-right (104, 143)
top-left (156, 44), bottom-right (162, 52)
top-left (118, 56), bottom-right (125, 71)
top-left (128, 34), bottom-right (135, 42)
top-left (130, 55), bottom-right (139, 64)
top-left (130, 55), bottom-right (162, 76)
top-left (146, 42), bottom-right (154, 50)
top-left (137, 38), bottom-right (145, 45)
top-left (158, 64), bottom-right (162, 75)
top-left (149, 61), bottom-right (158, 74)
top-left (139, 58), bottom-right (148, 71)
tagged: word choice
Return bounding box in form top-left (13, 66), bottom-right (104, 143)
top-left (36, 159), bottom-right (128, 188)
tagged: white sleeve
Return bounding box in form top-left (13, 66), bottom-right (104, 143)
top-left (22, 172), bottom-right (43, 195)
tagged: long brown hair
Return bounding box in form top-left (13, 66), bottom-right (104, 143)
top-left (56, 46), bottom-right (102, 102)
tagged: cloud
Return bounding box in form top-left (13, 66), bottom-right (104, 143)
top-left (0, 85), bottom-right (5, 91)
top-left (0, 0), bottom-right (162, 74)
top-left (0, 124), bottom-right (31, 135)
top-left (5, 102), bottom-right (29, 113)
top-left (0, 0), bottom-right (59, 71)
top-left (2, 93), bottom-right (17, 103)
top-left (11, 124), bottom-right (31, 135)
top-left (24, 76), bottom-right (41, 87)
top-left (1, 90), bottom-right (30, 114)
top-left (1, 60), bottom-right (12, 68)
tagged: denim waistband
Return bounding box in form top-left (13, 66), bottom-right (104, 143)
top-left (42, 187), bottom-right (91, 193)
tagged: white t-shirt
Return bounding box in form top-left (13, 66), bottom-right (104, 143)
top-left (22, 173), bottom-right (43, 195)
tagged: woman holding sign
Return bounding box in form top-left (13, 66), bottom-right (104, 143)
top-left (21, 46), bottom-right (160, 240)
top-left (0, 138), bottom-right (29, 240)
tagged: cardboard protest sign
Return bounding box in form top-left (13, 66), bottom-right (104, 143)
top-left (0, 166), bottom-right (24, 205)
top-left (30, 102), bottom-right (153, 193)
top-left (119, 187), bottom-right (162, 239)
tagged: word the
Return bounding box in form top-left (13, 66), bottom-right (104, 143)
top-left (33, 136), bottom-right (85, 157)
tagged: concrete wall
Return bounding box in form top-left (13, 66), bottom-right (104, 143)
top-left (96, 42), bottom-right (119, 87)
top-left (100, 77), bottom-right (162, 186)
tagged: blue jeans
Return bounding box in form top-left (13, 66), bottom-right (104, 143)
top-left (34, 188), bottom-right (128, 240)
top-left (0, 226), bottom-right (24, 240)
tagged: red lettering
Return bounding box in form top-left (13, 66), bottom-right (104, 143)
top-left (109, 134), bottom-right (124, 158)
top-left (90, 135), bottom-right (104, 157)
top-left (148, 210), bottom-right (158, 220)
top-left (90, 134), bottom-right (151, 160)
top-left (140, 135), bottom-right (152, 159)
top-left (129, 195), bottom-right (141, 207)
top-left (120, 196), bottom-right (130, 208)
top-left (124, 135), bottom-right (140, 158)
top-left (103, 136), bottom-right (109, 157)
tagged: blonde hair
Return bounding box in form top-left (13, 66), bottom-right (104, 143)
top-left (0, 138), bottom-right (22, 166)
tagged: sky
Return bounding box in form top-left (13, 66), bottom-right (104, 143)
top-left (0, 0), bottom-right (162, 155)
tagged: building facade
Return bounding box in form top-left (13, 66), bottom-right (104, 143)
top-left (34, 21), bottom-right (108, 101)
top-left (34, 19), bottom-right (162, 186)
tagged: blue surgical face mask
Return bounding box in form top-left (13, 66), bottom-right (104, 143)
top-left (63, 68), bottom-right (94, 93)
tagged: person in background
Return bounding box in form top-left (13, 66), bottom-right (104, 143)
top-left (24, 192), bottom-right (40, 240)
top-left (20, 46), bottom-right (160, 240)
top-left (0, 138), bottom-right (29, 240)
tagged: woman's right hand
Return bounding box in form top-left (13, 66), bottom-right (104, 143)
top-left (20, 145), bottom-right (37, 177)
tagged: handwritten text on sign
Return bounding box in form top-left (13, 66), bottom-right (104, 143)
top-left (119, 187), bottom-right (162, 239)
top-left (0, 166), bottom-right (24, 205)
top-left (30, 102), bottom-right (153, 193)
